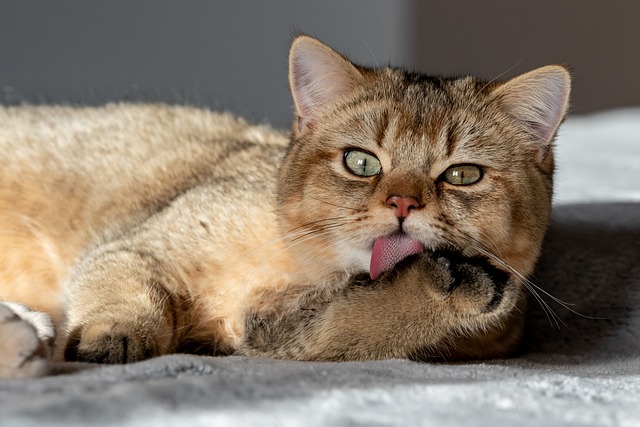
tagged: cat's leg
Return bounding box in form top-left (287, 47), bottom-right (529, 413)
top-left (62, 246), bottom-right (181, 364)
top-left (241, 251), bottom-right (523, 361)
top-left (0, 302), bottom-right (55, 378)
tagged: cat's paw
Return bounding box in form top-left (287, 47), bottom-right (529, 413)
top-left (64, 321), bottom-right (164, 364)
top-left (413, 250), bottom-right (512, 315)
top-left (0, 303), bottom-right (53, 378)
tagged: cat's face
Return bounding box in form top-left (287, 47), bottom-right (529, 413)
top-left (278, 36), bottom-right (569, 305)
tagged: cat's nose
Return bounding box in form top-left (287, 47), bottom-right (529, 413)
top-left (386, 196), bottom-right (420, 218)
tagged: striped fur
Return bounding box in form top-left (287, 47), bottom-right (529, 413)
top-left (0, 36), bottom-right (570, 371)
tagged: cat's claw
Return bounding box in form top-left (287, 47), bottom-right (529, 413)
top-left (436, 255), bottom-right (452, 269)
top-left (0, 303), bottom-right (52, 378)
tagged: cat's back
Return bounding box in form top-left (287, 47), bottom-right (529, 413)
top-left (0, 103), bottom-right (288, 213)
top-left (0, 103), bottom-right (288, 178)
top-left (0, 103), bottom-right (289, 234)
top-left (0, 104), bottom-right (289, 318)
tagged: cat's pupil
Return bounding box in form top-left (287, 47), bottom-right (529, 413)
top-left (344, 151), bottom-right (381, 177)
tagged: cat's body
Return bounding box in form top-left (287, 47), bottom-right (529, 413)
top-left (0, 36), bottom-right (570, 377)
top-left (0, 105), bottom-right (293, 357)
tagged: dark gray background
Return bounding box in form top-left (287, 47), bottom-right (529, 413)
top-left (1, 1), bottom-right (638, 128)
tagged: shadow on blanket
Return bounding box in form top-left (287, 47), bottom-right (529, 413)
top-left (527, 202), bottom-right (640, 359)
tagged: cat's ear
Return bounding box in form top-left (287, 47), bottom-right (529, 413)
top-left (491, 65), bottom-right (571, 161)
top-left (289, 36), bottom-right (365, 133)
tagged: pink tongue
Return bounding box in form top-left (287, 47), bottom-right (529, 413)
top-left (369, 234), bottom-right (425, 280)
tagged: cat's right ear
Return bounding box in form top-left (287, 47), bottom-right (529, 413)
top-left (289, 36), bottom-right (365, 133)
top-left (491, 65), bottom-right (571, 162)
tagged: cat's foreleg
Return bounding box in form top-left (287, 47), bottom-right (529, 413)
top-left (242, 251), bottom-right (522, 361)
top-left (0, 302), bottom-right (55, 378)
top-left (62, 246), bottom-right (180, 364)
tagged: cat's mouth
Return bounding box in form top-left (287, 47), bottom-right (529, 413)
top-left (369, 233), bottom-right (425, 280)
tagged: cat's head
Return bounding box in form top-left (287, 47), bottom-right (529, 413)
top-left (277, 35), bottom-right (570, 298)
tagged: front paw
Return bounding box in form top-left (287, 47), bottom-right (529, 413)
top-left (393, 250), bottom-right (512, 315)
top-left (64, 321), bottom-right (166, 364)
top-left (0, 304), bottom-right (51, 378)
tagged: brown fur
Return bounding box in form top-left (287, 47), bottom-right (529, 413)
top-left (0, 36), bottom-right (570, 365)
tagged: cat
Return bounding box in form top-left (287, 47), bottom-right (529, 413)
top-left (0, 35), bottom-right (570, 377)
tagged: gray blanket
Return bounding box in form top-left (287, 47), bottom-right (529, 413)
top-left (1, 110), bottom-right (639, 427)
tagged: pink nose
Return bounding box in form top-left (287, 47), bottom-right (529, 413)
top-left (386, 196), bottom-right (420, 218)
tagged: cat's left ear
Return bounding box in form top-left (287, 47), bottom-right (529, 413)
top-left (491, 65), bottom-right (571, 161)
top-left (289, 36), bottom-right (365, 133)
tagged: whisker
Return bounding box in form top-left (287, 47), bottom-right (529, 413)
top-left (464, 231), bottom-right (607, 322)
top-left (352, 30), bottom-right (379, 68)
top-left (474, 229), bottom-right (504, 259)
top-left (481, 248), bottom-right (564, 326)
top-left (473, 244), bottom-right (563, 326)
top-left (523, 279), bottom-right (607, 321)
top-left (472, 55), bottom-right (525, 103)
top-left (282, 227), bottom-right (343, 256)
top-left (227, 217), bottom-right (355, 268)
top-left (305, 195), bottom-right (367, 213)
top-left (293, 227), bottom-right (365, 279)
top-left (237, 217), bottom-right (364, 285)
top-left (286, 216), bottom-right (355, 233)
top-left (288, 222), bottom-right (353, 244)
top-left (446, 232), bottom-right (569, 327)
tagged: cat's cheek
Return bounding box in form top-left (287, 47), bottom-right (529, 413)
top-left (332, 240), bottom-right (372, 272)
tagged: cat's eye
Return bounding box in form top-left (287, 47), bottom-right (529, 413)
top-left (442, 164), bottom-right (483, 185)
top-left (344, 150), bottom-right (382, 177)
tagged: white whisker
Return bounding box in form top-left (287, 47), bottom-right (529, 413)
top-left (292, 225), bottom-right (365, 278)
top-left (234, 215), bottom-right (364, 290)
top-left (451, 231), bottom-right (605, 326)
top-left (471, 55), bottom-right (525, 104)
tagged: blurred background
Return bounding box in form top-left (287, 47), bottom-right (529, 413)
top-left (1, 0), bottom-right (638, 128)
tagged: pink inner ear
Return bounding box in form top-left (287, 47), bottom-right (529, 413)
top-left (527, 77), bottom-right (570, 143)
top-left (289, 37), bottom-right (363, 131)
top-left (493, 66), bottom-right (571, 150)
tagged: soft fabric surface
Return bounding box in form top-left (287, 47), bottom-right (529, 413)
top-left (1, 109), bottom-right (639, 427)
top-left (555, 108), bottom-right (640, 204)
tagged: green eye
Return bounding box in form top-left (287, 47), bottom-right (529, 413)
top-left (344, 150), bottom-right (382, 177)
top-left (442, 164), bottom-right (483, 185)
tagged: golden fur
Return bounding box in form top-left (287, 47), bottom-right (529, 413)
top-left (0, 36), bottom-right (570, 366)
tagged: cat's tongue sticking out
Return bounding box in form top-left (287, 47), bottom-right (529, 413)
top-left (369, 234), bottom-right (425, 280)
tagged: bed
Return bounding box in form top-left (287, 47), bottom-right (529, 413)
top-left (1, 108), bottom-right (639, 427)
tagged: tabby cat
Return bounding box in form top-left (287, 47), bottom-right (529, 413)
top-left (0, 36), bottom-right (570, 377)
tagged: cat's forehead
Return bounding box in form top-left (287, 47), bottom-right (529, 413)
top-left (332, 73), bottom-right (502, 164)
top-left (375, 110), bottom-right (484, 171)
